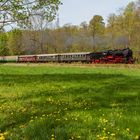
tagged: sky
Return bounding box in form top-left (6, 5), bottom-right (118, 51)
top-left (58, 0), bottom-right (137, 26)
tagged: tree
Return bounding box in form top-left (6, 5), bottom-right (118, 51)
top-left (123, 2), bottom-right (136, 45)
top-left (107, 14), bottom-right (117, 49)
top-left (0, 32), bottom-right (9, 55)
top-left (0, 0), bottom-right (61, 30)
top-left (80, 21), bottom-right (88, 31)
top-left (89, 15), bottom-right (105, 51)
top-left (7, 29), bottom-right (23, 55)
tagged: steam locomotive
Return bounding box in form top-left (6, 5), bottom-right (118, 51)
top-left (0, 48), bottom-right (134, 64)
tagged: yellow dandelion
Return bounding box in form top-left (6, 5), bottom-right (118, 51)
top-left (103, 128), bottom-right (106, 131)
top-left (135, 135), bottom-right (139, 140)
top-left (51, 134), bottom-right (54, 137)
top-left (96, 135), bottom-right (100, 138)
top-left (30, 119), bottom-right (33, 122)
top-left (0, 134), bottom-right (5, 140)
top-left (77, 135), bottom-right (81, 138)
top-left (75, 118), bottom-right (77, 121)
top-left (126, 128), bottom-right (130, 132)
top-left (103, 119), bottom-right (108, 123)
top-left (111, 133), bottom-right (115, 136)
top-left (65, 118), bottom-right (68, 121)
top-left (71, 136), bottom-right (74, 139)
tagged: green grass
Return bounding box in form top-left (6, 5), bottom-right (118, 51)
top-left (0, 64), bottom-right (140, 140)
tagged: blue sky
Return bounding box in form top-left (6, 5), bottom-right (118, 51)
top-left (58, 0), bottom-right (136, 26)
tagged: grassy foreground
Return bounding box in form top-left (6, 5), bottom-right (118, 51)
top-left (0, 64), bottom-right (140, 140)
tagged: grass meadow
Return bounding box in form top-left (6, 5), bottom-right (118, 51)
top-left (0, 64), bottom-right (140, 140)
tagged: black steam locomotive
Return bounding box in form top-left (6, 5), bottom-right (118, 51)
top-left (90, 48), bottom-right (134, 64)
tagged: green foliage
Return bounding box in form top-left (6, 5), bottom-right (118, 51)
top-left (89, 15), bottom-right (105, 51)
top-left (0, 0), bottom-right (61, 30)
top-left (7, 29), bottom-right (23, 55)
top-left (89, 15), bottom-right (105, 36)
top-left (0, 64), bottom-right (140, 139)
top-left (0, 33), bottom-right (9, 55)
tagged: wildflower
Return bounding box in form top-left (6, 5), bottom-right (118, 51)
top-left (96, 135), bottom-right (100, 138)
top-left (56, 118), bottom-right (60, 121)
top-left (102, 118), bottom-right (108, 123)
top-left (0, 133), bottom-right (5, 140)
top-left (126, 128), bottom-right (130, 132)
top-left (64, 118), bottom-right (68, 121)
top-left (3, 131), bottom-right (8, 136)
top-left (71, 136), bottom-right (74, 139)
top-left (30, 119), bottom-right (33, 123)
top-left (110, 133), bottom-right (115, 136)
top-left (51, 134), bottom-right (54, 137)
top-left (77, 135), bottom-right (81, 138)
top-left (135, 135), bottom-right (139, 140)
